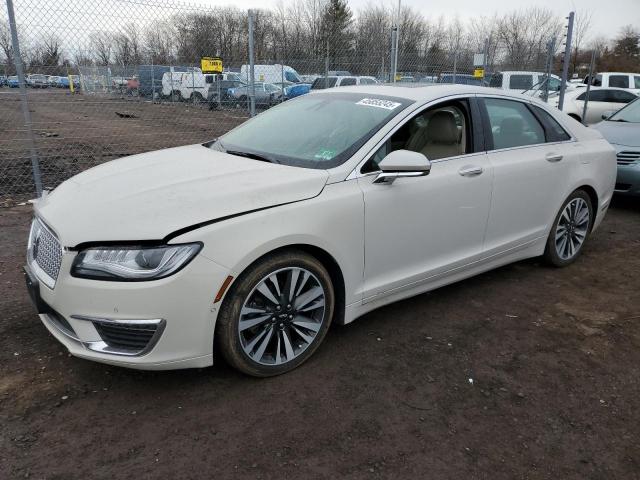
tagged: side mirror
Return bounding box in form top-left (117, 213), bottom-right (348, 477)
top-left (601, 110), bottom-right (615, 120)
top-left (374, 150), bottom-right (431, 185)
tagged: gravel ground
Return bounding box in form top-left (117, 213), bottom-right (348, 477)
top-left (1, 199), bottom-right (639, 480)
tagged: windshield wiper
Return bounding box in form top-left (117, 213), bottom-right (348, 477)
top-left (225, 149), bottom-right (279, 164)
top-left (609, 118), bottom-right (628, 123)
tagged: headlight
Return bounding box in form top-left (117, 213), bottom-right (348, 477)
top-left (71, 243), bottom-right (201, 281)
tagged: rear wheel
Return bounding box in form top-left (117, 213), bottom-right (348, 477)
top-left (216, 250), bottom-right (334, 377)
top-left (543, 190), bottom-right (593, 267)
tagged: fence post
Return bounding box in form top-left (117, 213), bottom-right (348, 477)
top-left (557, 11), bottom-right (574, 111)
top-left (6, 0), bottom-right (43, 197)
top-left (452, 52), bottom-right (457, 84)
top-left (390, 27), bottom-right (397, 82)
top-left (482, 37), bottom-right (489, 85)
top-left (581, 50), bottom-right (596, 125)
top-left (542, 38), bottom-right (555, 103)
top-left (248, 9), bottom-right (256, 117)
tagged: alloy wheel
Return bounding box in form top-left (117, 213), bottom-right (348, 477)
top-left (555, 197), bottom-right (590, 260)
top-left (238, 267), bottom-right (326, 366)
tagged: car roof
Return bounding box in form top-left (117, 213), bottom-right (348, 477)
top-left (495, 71), bottom-right (546, 75)
top-left (564, 86), bottom-right (639, 98)
top-left (312, 83), bottom-right (536, 101)
top-left (600, 72), bottom-right (639, 75)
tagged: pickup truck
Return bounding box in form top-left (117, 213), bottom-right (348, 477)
top-left (585, 72), bottom-right (640, 94)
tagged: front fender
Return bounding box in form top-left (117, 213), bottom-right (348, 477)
top-left (171, 181), bottom-right (365, 307)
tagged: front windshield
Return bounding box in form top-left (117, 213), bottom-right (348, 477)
top-left (215, 92), bottom-right (413, 169)
top-left (609, 98), bottom-right (640, 123)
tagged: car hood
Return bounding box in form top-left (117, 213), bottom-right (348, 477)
top-left (36, 144), bottom-right (329, 247)
top-left (592, 121), bottom-right (640, 147)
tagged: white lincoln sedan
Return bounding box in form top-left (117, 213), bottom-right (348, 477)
top-left (25, 85), bottom-right (616, 376)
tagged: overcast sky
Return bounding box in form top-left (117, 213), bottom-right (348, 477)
top-left (200, 0), bottom-right (640, 41)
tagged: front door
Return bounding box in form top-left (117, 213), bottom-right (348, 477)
top-left (358, 99), bottom-right (493, 301)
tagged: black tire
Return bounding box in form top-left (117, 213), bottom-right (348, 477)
top-left (543, 189), bottom-right (593, 267)
top-left (216, 250), bottom-right (335, 377)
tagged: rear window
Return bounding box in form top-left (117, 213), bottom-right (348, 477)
top-left (340, 77), bottom-right (357, 86)
top-left (609, 75), bottom-right (629, 88)
top-left (359, 78), bottom-right (376, 85)
top-left (509, 74), bottom-right (533, 90)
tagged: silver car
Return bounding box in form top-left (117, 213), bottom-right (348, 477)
top-left (593, 98), bottom-right (640, 196)
top-left (229, 82), bottom-right (283, 107)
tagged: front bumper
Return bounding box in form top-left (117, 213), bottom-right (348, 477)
top-left (24, 246), bottom-right (230, 370)
top-left (615, 163), bottom-right (640, 196)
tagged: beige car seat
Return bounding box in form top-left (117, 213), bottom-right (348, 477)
top-left (406, 110), bottom-right (461, 160)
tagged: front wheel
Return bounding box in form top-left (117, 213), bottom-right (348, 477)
top-left (216, 250), bottom-right (335, 377)
top-left (543, 190), bottom-right (593, 267)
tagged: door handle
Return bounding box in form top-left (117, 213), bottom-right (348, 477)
top-left (546, 153), bottom-right (563, 162)
top-left (458, 165), bottom-right (483, 177)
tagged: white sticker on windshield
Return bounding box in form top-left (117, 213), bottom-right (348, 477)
top-left (356, 98), bottom-right (402, 110)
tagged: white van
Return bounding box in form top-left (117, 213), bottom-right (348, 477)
top-left (240, 64), bottom-right (302, 84)
top-left (489, 71), bottom-right (562, 93)
top-left (161, 67), bottom-right (193, 98)
top-left (585, 72), bottom-right (640, 94)
top-left (178, 71), bottom-right (243, 101)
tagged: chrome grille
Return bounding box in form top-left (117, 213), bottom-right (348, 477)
top-left (28, 218), bottom-right (62, 287)
top-left (617, 151), bottom-right (640, 165)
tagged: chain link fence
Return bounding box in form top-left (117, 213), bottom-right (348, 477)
top-left (1, 0), bottom-right (573, 205)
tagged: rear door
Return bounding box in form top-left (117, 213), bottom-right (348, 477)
top-left (480, 96), bottom-right (574, 256)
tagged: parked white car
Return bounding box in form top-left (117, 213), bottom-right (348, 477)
top-left (585, 72), bottom-right (640, 94)
top-left (310, 76), bottom-right (378, 89)
top-left (550, 87), bottom-right (638, 124)
top-left (26, 85), bottom-right (615, 376)
top-left (489, 71), bottom-right (562, 93)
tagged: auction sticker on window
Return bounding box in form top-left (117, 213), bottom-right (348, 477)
top-left (356, 98), bottom-right (402, 110)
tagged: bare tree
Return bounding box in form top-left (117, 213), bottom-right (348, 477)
top-left (90, 31), bottom-right (112, 66)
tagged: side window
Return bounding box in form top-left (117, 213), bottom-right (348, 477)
top-left (489, 73), bottom-right (503, 88)
top-left (361, 101), bottom-right (472, 173)
top-left (593, 74), bottom-right (602, 86)
top-left (359, 78), bottom-right (375, 85)
top-left (580, 90), bottom-right (606, 102)
top-left (611, 90), bottom-right (637, 103)
top-left (635, 76), bottom-right (640, 89)
top-left (340, 77), bottom-right (357, 86)
top-left (609, 75), bottom-right (629, 89)
top-left (532, 106), bottom-right (571, 142)
top-left (509, 74), bottom-right (533, 90)
top-left (483, 98), bottom-right (545, 149)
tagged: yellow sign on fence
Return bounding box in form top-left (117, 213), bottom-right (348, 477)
top-left (200, 57), bottom-right (223, 74)
top-left (473, 68), bottom-right (485, 79)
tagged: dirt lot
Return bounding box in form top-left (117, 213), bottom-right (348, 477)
top-left (0, 88), bottom-right (247, 203)
top-left (1, 199), bottom-right (640, 479)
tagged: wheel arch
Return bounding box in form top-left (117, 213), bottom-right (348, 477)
top-left (221, 243), bottom-right (347, 326)
top-left (575, 184), bottom-right (599, 231)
